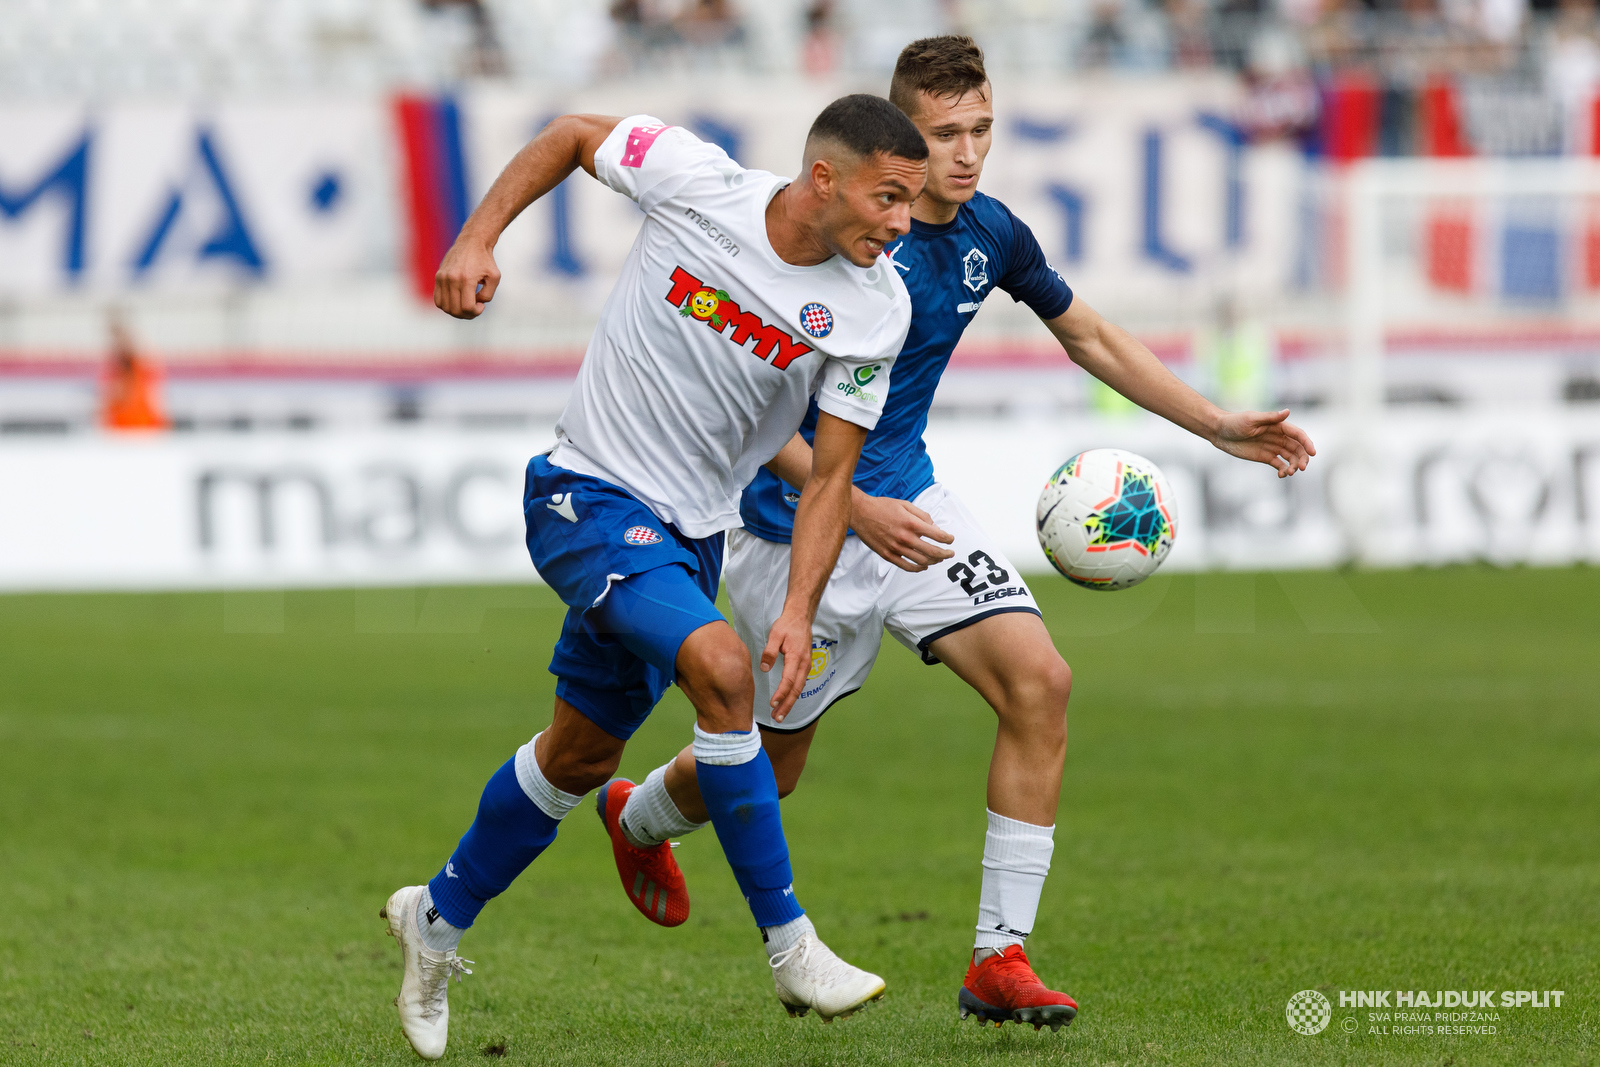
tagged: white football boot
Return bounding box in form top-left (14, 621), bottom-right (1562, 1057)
top-left (770, 933), bottom-right (886, 1021)
top-left (380, 885), bottom-right (473, 1060)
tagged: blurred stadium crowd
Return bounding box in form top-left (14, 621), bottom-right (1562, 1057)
top-left (3, 0), bottom-right (1599, 155)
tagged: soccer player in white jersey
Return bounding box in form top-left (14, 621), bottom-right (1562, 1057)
top-left (605, 37), bottom-right (1316, 1032)
top-left (378, 96), bottom-right (926, 1059)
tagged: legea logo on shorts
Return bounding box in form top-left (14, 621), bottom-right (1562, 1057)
top-left (623, 526), bottom-right (662, 546)
top-left (1286, 990), bottom-right (1332, 1035)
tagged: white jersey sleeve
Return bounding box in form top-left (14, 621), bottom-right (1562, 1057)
top-left (811, 267), bottom-right (911, 431)
top-left (592, 115), bottom-right (731, 214)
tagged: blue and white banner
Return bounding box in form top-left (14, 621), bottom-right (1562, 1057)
top-left (0, 101), bottom-right (385, 296)
top-left (3, 77), bottom-right (1296, 316)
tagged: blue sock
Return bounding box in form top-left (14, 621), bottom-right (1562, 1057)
top-left (697, 746), bottom-right (805, 928)
top-left (427, 757), bottom-right (560, 929)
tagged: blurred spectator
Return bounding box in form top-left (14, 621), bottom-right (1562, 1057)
top-left (677, 0), bottom-right (748, 62)
top-left (1546, 0), bottom-right (1600, 145)
top-left (605, 0), bottom-right (748, 74)
top-left (1238, 24), bottom-right (1320, 141)
top-left (1080, 0), bottom-right (1130, 68)
top-left (1305, 0), bottom-right (1377, 76)
top-left (803, 0), bottom-right (842, 77)
top-left (419, 0), bottom-right (507, 78)
top-left (1212, 0), bottom-right (1266, 69)
top-left (100, 316), bottom-right (169, 433)
top-left (1167, 0), bottom-right (1216, 67)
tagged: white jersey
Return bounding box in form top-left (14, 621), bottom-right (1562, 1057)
top-left (548, 115), bottom-right (912, 539)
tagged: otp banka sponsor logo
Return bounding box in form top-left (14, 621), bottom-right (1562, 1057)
top-left (836, 364), bottom-right (881, 404)
top-left (665, 266), bottom-right (814, 369)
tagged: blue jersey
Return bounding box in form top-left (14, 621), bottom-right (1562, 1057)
top-left (739, 191), bottom-right (1073, 543)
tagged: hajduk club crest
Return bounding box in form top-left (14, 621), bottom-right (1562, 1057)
top-left (623, 526), bottom-right (662, 546)
top-left (798, 302), bottom-right (833, 338)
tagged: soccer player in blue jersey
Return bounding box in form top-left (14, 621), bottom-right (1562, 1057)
top-left (605, 37), bottom-right (1316, 1032)
top-left (379, 96), bottom-right (927, 1059)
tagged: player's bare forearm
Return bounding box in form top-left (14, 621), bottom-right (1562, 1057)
top-left (782, 414), bottom-right (864, 622)
top-left (435, 114), bottom-right (620, 319)
top-left (1045, 300), bottom-right (1222, 440)
top-left (1045, 300), bottom-right (1315, 477)
top-left (762, 413), bottom-right (867, 719)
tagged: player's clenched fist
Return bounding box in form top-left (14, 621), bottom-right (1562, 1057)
top-left (434, 237), bottom-right (501, 319)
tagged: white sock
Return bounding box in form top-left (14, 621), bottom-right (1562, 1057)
top-left (620, 763), bottom-right (708, 848)
top-left (415, 885), bottom-right (465, 953)
top-left (974, 809), bottom-right (1055, 952)
top-left (514, 731), bottom-right (585, 820)
top-left (762, 913), bottom-right (815, 959)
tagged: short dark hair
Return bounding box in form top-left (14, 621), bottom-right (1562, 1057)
top-left (805, 94), bottom-right (929, 164)
top-left (889, 35), bottom-right (989, 119)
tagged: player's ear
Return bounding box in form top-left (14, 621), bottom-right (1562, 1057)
top-left (810, 157), bottom-right (838, 199)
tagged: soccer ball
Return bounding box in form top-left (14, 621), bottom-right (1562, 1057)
top-left (1037, 448), bottom-right (1177, 590)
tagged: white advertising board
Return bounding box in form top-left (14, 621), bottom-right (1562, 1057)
top-left (1, 409), bottom-right (1596, 594)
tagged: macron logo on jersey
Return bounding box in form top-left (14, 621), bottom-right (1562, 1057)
top-left (620, 124), bottom-right (671, 168)
top-left (665, 266), bottom-right (814, 370)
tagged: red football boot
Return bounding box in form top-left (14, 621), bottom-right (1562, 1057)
top-left (595, 778), bottom-right (690, 927)
top-left (959, 945), bottom-right (1078, 1031)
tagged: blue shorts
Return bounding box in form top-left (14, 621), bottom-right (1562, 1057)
top-left (524, 455), bottom-right (725, 741)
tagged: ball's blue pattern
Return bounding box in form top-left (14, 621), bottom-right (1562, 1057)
top-left (1086, 470), bottom-right (1170, 553)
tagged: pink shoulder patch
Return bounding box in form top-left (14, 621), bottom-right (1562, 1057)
top-left (619, 124), bottom-right (671, 168)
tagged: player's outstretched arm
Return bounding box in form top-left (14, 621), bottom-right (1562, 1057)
top-left (1045, 299), bottom-right (1316, 479)
top-left (763, 413), bottom-right (867, 722)
top-left (764, 434), bottom-right (954, 572)
top-left (434, 114), bottom-right (622, 319)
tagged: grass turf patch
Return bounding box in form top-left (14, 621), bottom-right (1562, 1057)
top-left (0, 567), bottom-right (1595, 1065)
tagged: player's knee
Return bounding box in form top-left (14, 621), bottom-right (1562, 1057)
top-left (770, 756), bottom-right (806, 799)
top-left (997, 655), bottom-right (1072, 737)
top-left (680, 631), bottom-right (753, 730)
top-left (1041, 657), bottom-right (1073, 712)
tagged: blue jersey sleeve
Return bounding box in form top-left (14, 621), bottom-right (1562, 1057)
top-left (997, 208), bottom-right (1074, 320)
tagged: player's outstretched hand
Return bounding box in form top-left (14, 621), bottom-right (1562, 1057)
top-left (852, 494), bottom-right (955, 572)
top-left (434, 236), bottom-right (501, 319)
top-left (761, 607), bottom-right (815, 723)
top-left (1213, 409), bottom-right (1316, 478)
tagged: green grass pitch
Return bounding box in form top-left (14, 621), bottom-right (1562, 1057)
top-left (1, 567), bottom-right (1596, 1066)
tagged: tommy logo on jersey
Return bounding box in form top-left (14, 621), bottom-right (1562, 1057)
top-left (623, 526), bottom-right (662, 545)
top-left (665, 266), bottom-right (814, 370)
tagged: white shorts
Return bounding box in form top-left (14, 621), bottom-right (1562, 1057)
top-left (725, 482), bottom-right (1039, 733)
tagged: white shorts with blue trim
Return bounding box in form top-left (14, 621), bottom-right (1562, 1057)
top-left (724, 482), bottom-right (1040, 734)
